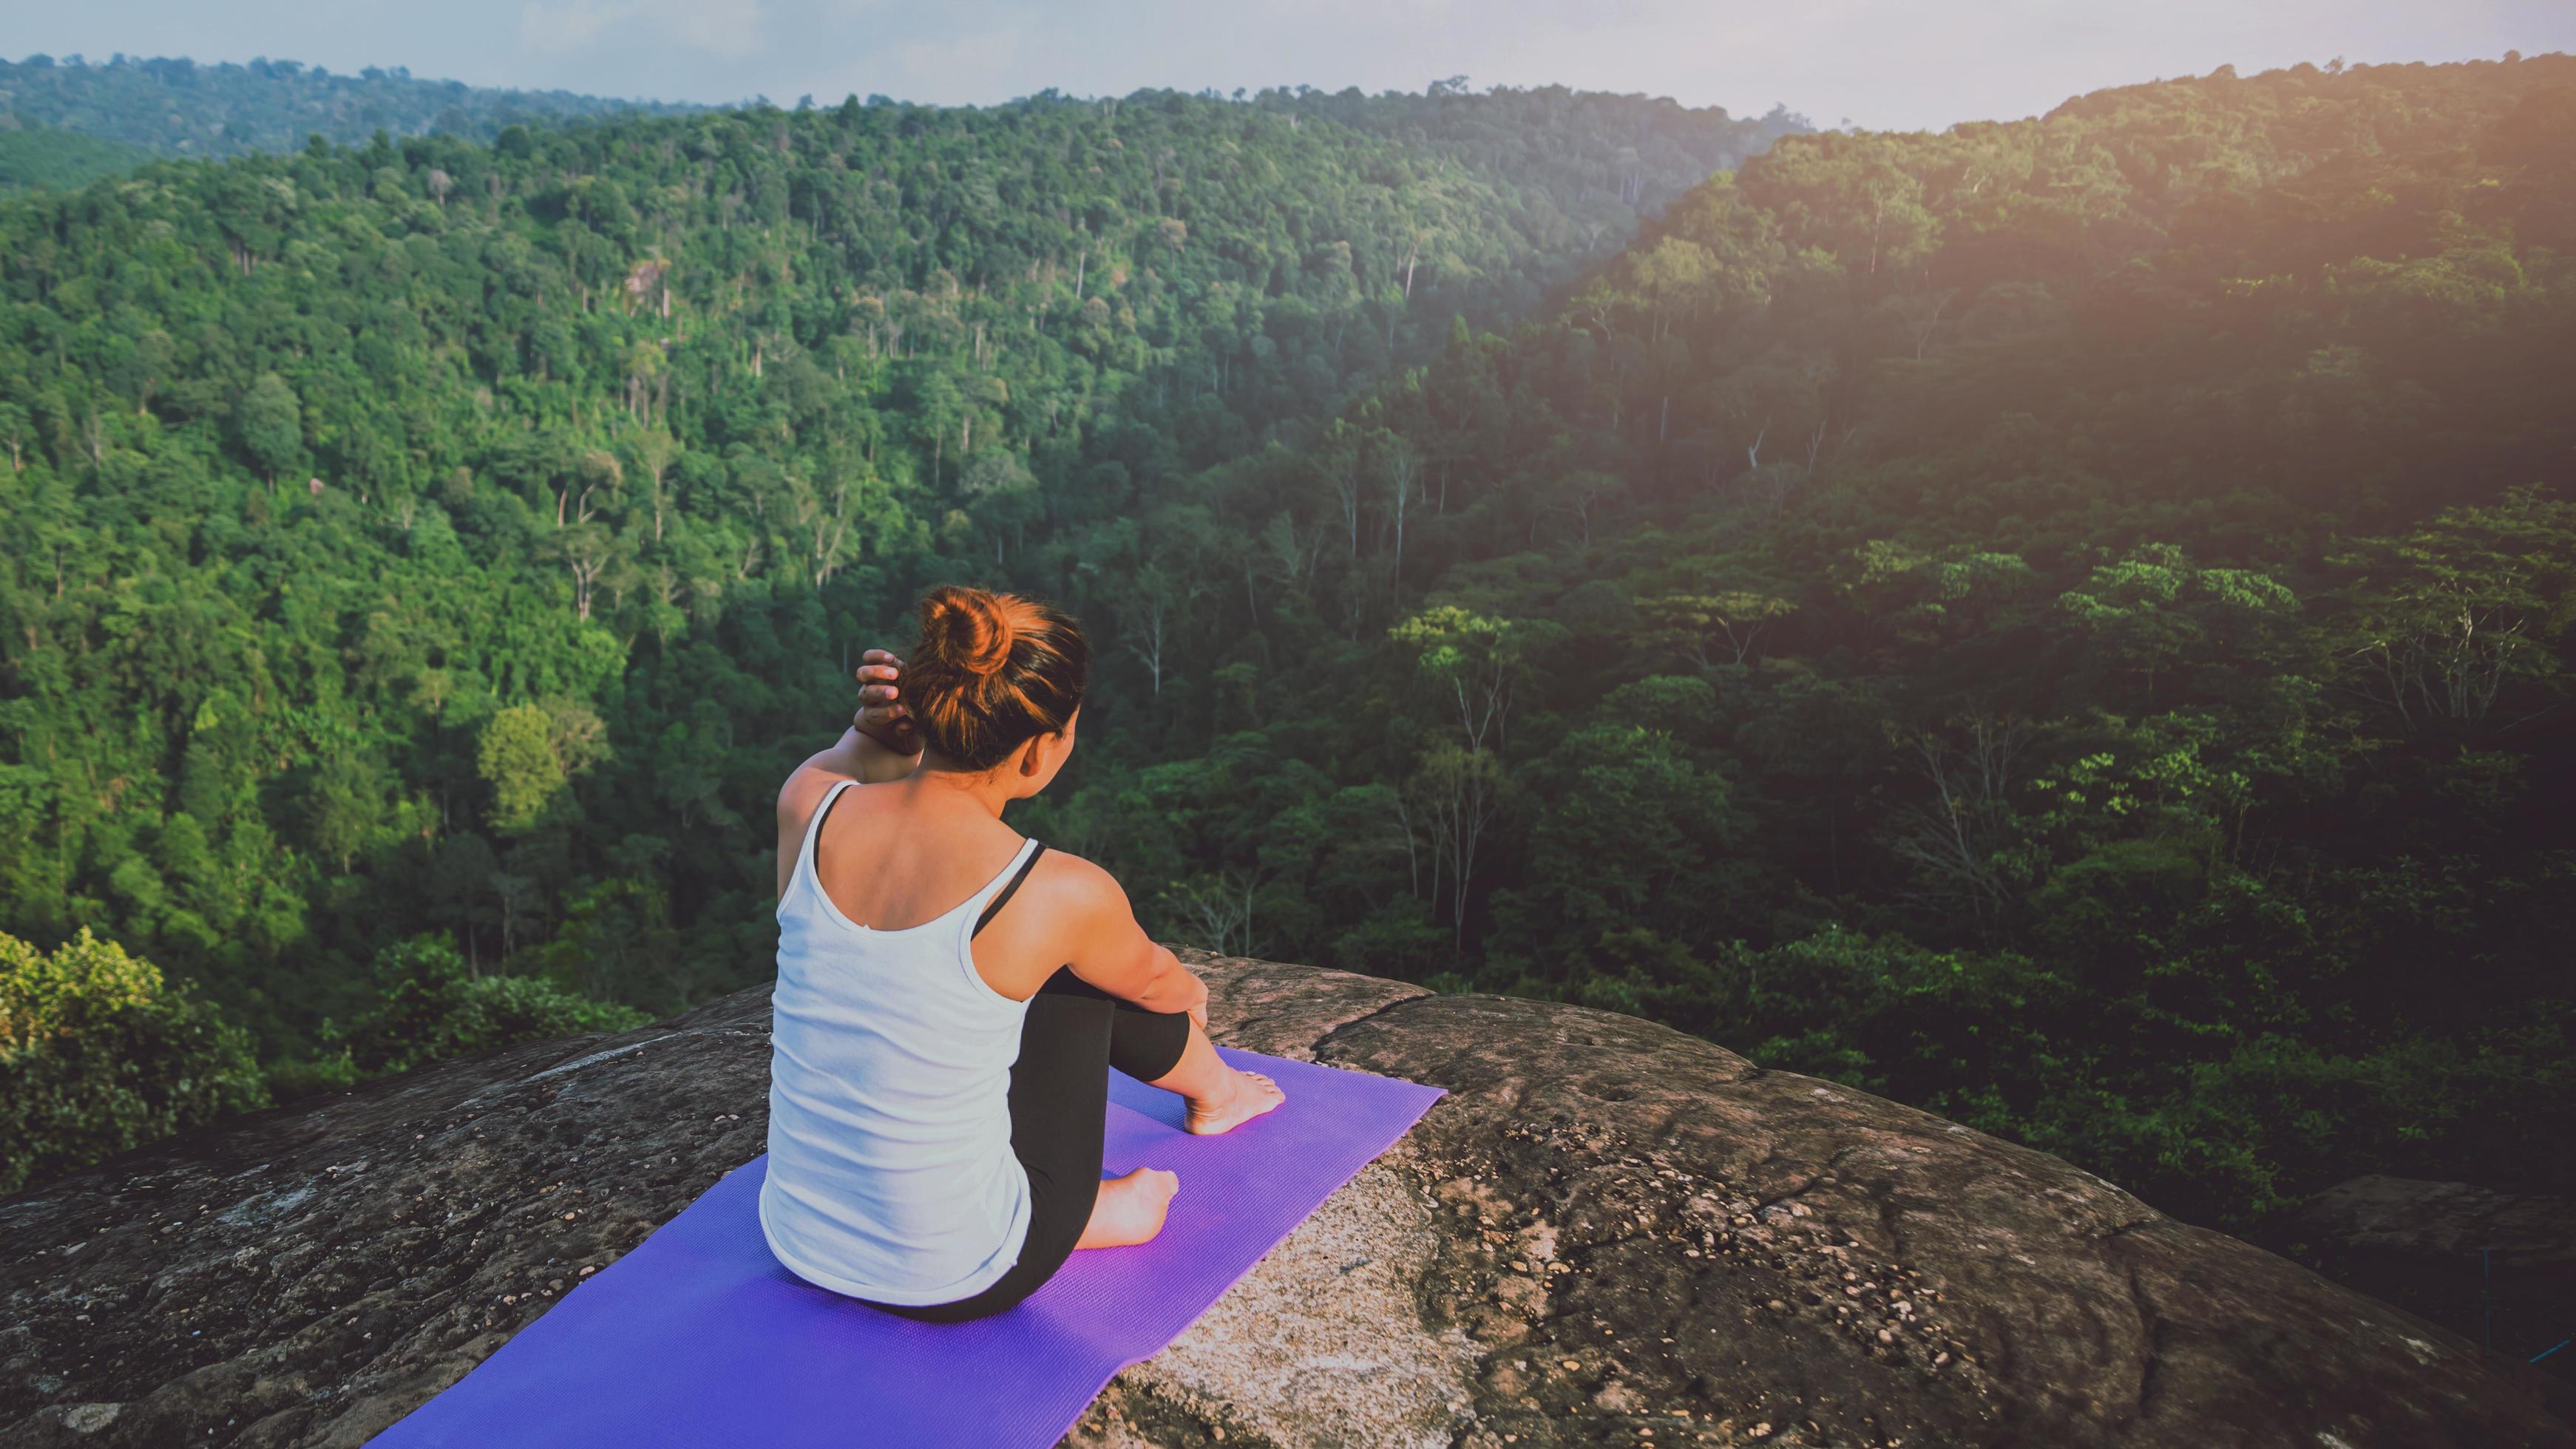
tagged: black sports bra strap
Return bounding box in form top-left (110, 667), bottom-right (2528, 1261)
top-left (972, 842), bottom-right (1047, 938)
top-left (811, 780), bottom-right (853, 839)
top-left (804, 780), bottom-right (855, 877)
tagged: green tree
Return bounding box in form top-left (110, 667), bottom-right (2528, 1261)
top-left (235, 371), bottom-right (304, 483)
top-left (0, 929), bottom-right (268, 1195)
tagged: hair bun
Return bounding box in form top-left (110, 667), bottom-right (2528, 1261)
top-left (923, 586), bottom-right (1016, 677)
top-left (903, 584), bottom-right (1089, 770)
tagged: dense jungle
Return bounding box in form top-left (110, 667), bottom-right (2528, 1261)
top-left (1, 52), bottom-right (2569, 1272)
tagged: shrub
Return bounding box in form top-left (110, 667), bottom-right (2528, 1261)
top-left (340, 935), bottom-right (651, 1076)
top-left (0, 929), bottom-right (268, 1195)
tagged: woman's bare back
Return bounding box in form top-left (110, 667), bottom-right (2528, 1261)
top-left (798, 781), bottom-right (1031, 933)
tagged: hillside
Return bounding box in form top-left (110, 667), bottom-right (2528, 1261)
top-left (1034, 52), bottom-right (2576, 1241)
top-left (1, 49), bottom-right (2572, 1289)
top-left (0, 54), bottom-right (703, 172)
top-left (0, 129), bottom-right (151, 193)
top-left (0, 53), bottom-right (1801, 213)
top-left (1, 956), bottom-right (2563, 1448)
top-left (0, 82), bottom-right (1785, 1059)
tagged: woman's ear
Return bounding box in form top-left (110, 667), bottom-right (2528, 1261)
top-left (1016, 733), bottom-right (1049, 778)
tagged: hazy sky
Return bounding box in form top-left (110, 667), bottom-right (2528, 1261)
top-left (10, 0), bottom-right (2573, 132)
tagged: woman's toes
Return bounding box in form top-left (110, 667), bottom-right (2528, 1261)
top-left (1186, 1068), bottom-right (1289, 1135)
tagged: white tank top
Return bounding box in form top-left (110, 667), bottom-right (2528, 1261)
top-left (759, 780), bottom-right (1040, 1305)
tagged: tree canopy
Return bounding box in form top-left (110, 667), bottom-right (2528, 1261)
top-left (1, 50), bottom-right (2571, 1253)
top-left (0, 52), bottom-right (706, 174)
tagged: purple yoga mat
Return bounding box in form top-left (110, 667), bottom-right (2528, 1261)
top-left (371, 1047), bottom-right (1444, 1448)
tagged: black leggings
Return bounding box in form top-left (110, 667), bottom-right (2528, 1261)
top-left (861, 967), bottom-right (1192, 1323)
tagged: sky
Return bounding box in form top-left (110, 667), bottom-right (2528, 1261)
top-left (8, 0), bottom-right (2574, 132)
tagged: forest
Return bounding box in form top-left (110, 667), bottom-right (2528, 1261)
top-left (0, 52), bottom-right (705, 177)
top-left (0, 52), bottom-right (2569, 1266)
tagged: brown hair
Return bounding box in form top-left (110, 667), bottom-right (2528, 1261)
top-left (905, 585), bottom-right (1089, 771)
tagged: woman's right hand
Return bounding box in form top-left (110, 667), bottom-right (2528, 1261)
top-left (853, 648), bottom-right (922, 757)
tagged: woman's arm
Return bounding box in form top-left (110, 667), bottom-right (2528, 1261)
top-left (773, 650), bottom-right (925, 895)
top-left (1074, 912), bottom-right (1210, 1026)
top-left (792, 724), bottom-right (912, 788)
top-left (992, 854), bottom-right (1208, 1026)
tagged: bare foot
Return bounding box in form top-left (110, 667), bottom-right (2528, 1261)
top-left (1184, 1067), bottom-right (1287, 1136)
top-left (1075, 1167), bottom-right (1179, 1249)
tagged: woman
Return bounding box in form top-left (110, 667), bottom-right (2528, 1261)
top-left (761, 584), bottom-right (1285, 1322)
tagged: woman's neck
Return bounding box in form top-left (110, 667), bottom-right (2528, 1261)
top-left (902, 756), bottom-right (1018, 819)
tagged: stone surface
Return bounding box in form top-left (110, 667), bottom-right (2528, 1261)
top-left (2, 955), bottom-right (2567, 1448)
top-left (2291, 1175), bottom-right (2575, 1407)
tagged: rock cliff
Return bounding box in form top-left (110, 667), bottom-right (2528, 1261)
top-left (2293, 1174), bottom-right (2574, 1413)
top-left (2, 956), bottom-right (2566, 1448)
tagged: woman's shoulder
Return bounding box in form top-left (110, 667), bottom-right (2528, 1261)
top-left (1017, 845), bottom-right (1135, 925)
top-left (1024, 843), bottom-right (1119, 896)
top-left (776, 762), bottom-right (855, 832)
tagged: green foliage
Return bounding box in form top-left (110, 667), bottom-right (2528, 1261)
top-left (0, 128), bottom-right (152, 194)
top-left (0, 928), bottom-right (267, 1194)
top-left (234, 370), bottom-right (302, 481)
top-left (477, 700), bottom-right (608, 832)
top-left (0, 78), bottom-right (1783, 1076)
top-left (4, 52), bottom-right (2573, 1242)
top-left (2326, 486), bottom-right (2576, 736)
top-left (336, 935), bottom-right (649, 1077)
top-left (1065, 52), bottom-right (2576, 1236)
top-left (0, 77), bottom-right (1785, 1048)
top-left (0, 54), bottom-right (704, 164)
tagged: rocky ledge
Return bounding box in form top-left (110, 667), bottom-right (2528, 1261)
top-left (2, 957), bottom-right (2567, 1449)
